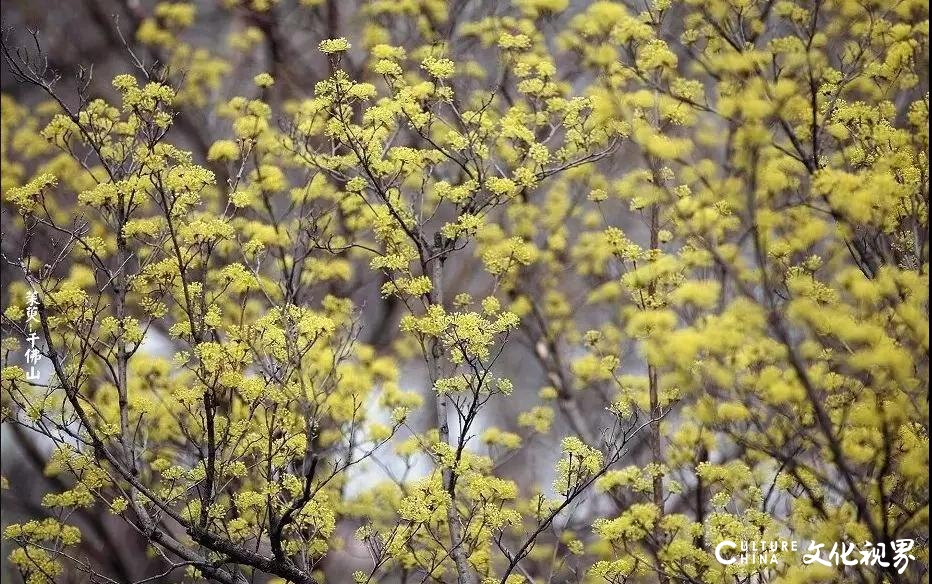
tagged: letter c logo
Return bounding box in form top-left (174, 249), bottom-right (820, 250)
top-left (715, 540), bottom-right (737, 565)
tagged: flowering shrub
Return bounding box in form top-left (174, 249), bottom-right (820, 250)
top-left (0, 1), bottom-right (927, 583)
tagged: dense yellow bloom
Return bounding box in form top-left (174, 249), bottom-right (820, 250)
top-left (0, 0), bottom-right (927, 583)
